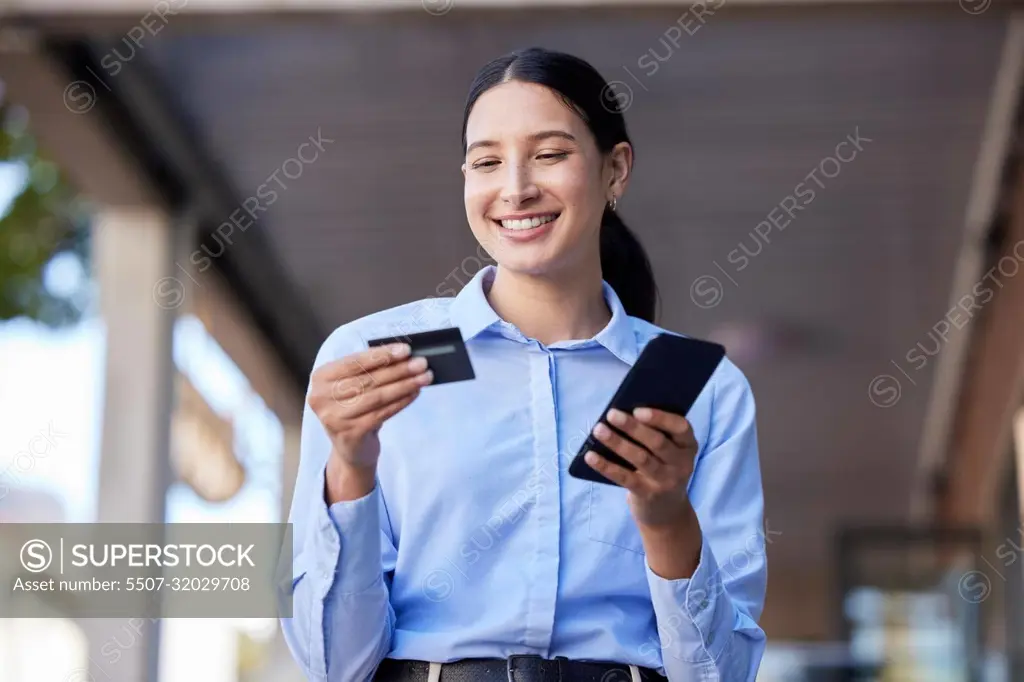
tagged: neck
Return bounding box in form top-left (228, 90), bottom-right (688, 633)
top-left (485, 263), bottom-right (612, 346)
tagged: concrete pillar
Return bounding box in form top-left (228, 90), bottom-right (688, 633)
top-left (94, 207), bottom-right (176, 523)
top-left (89, 206), bottom-right (178, 682)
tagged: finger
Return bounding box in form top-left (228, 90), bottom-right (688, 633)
top-left (318, 343), bottom-right (411, 381)
top-left (320, 383), bottom-right (421, 443)
top-left (604, 409), bottom-right (673, 462)
top-left (329, 355), bottom-right (429, 407)
top-left (583, 450), bottom-right (646, 492)
top-left (358, 385), bottom-right (421, 432)
top-left (336, 370), bottom-right (433, 419)
top-left (591, 421), bottom-right (664, 480)
top-left (632, 408), bottom-right (695, 448)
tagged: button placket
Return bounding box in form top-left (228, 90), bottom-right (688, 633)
top-left (521, 349), bottom-right (561, 653)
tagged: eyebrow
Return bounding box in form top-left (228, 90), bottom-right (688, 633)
top-left (466, 130), bottom-right (577, 155)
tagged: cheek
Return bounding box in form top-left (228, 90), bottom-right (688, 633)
top-left (464, 177), bottom-right (493, 218)
top-left (463, 181), bottom-right (500, 251)
top-left (554, 174), bottom-right (601, 227)
top-left (549, 162), bottom-right (601, 213)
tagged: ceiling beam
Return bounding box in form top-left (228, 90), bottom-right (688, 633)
top-left (1, 35), bottom-right (324, 392)
top-left (0, 0), bottom-right (980, 14)
top-left (938, 115), bottom-right (1024, 527)
top-left (3, 0), bottom-right (1006, 42)
top-left (0, 37), bottom-right (155, 207)
top-left (0, 0), bottom-right (990, 33)
top-left (910, 13), bottom-right (1024, 521)
top-left (44, 36), bottom-right (327, 389)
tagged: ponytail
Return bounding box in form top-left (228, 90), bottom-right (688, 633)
top-left (599, 207), bottom-right (659, 324)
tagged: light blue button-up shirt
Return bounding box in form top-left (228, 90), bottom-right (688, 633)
top-left (281, 264), bottom-right (767, 681)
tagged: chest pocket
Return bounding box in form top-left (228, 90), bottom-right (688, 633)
top-left (588, 481), bottom-right (646, 555)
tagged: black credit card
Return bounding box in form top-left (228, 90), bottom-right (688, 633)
top-left (568, 333), bottom-right (726, 486)
top-left (367, 327), bottom-right (475, 385)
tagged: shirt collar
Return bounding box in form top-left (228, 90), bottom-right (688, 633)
top-left (449, 264), bottom-right (639, 365)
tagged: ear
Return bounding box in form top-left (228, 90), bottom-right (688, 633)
top-left (461, 162), bottom-right (467, 178)
top-left (606, 142), bottom-right (633, 201)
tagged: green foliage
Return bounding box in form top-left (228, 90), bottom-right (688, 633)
top-left (0, 102), bottom-right (92, 327)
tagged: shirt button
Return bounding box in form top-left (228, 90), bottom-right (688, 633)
top-left (698, 598), bottom-right (709, 612)
top-left (707, 632), bottom-right (715, 646)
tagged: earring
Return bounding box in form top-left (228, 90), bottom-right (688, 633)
top-left (608, 196), bottom-right (618, 212)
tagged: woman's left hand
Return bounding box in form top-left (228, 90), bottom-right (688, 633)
top-left (585, 407), bottom-right (698, 528)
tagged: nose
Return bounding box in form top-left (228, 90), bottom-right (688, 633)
top-left (500, 162), bottom-right (539, 207)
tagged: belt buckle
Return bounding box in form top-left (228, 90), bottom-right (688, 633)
top-left (506, 654), bottom-right (543, 682)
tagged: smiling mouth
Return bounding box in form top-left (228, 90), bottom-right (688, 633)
top-left (492, 213), bottom-right (560, 231)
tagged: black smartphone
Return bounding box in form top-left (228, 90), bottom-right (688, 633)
top-left (568, 333), bottom-right (726, 486)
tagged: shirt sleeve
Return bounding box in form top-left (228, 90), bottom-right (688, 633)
top-left (279, 327), bottom-right (399, 682)
top-left (644, 358), bottom-right (768, 682)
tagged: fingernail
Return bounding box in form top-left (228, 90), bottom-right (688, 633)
top-left (594, 423), bottom-right (611, 438)
top-left (391, 344), bottom-right (411, 357)
top-left (634, 407), bottom-right (653, 420)
top-left (417, 369), bottom-right (434, 384)
top-left (606, 409), bottom-right (626, 426)
top-left (408, 356), bottom-right (428, 371)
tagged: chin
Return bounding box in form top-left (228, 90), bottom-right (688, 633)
top-left (493, 248), bottom-right (576, 279)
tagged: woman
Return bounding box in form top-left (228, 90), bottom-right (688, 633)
top-left (281, 47), bottom-right (767, 682)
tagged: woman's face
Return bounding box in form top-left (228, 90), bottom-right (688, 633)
top-left (462, 80), bottom-right (628, 277)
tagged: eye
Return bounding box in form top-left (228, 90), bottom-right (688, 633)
top-left (537, 151), bottom-right (569, 161)
top-left (470, 159), bottom-right (500, 170)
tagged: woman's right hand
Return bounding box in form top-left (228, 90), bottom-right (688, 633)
top-left (307, 342), bottom-right (433, 503)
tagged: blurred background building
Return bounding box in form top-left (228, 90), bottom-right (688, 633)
top-left (0, 1), bottom-right (1022, 681)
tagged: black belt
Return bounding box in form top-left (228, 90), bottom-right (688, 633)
top-left (374, 655), bottom-right (667, 682)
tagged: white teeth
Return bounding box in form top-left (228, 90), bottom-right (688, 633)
top-left (500, 214), bottom-right (558, 230)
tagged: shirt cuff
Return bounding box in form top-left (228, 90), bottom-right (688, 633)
top-left (304, 464), bottom-right (383, 599)
top-left (645, 536), bottom-right (734, 664)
